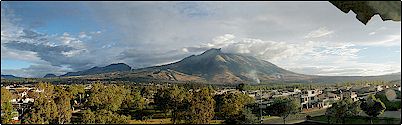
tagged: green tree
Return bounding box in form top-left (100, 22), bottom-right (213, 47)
top-left (224, 107), bottom-right (260, 124)
top-left (121, 86), bottom-right (145, 111)
top-left (237, 83), bottom-right (245, 91)
top-left (86, 83), bottom-right (127, 111)
top-left (154, 88), bottom-right (171, 118)
top-left (82, 109), bottom-right (96, 124)
top-left (375, 92), bottom-right (400, 111)
top-left (168, 85), bottom-right (191, 124)
top-left (140, 86), bottom-right (153, 98)
top-left (54, 86), bottom-right (72, 124)
top-left (326, 98), bottom-right (361, 124)
top-left (186, 87), bottom-right (215, 124)
top-left (360, 94), bottom-right (386, 124)
top-left (218, 92), bottom-right (254, 121)
top-left (66, 84), bottom-right (85, 105)
top-left (236, 108), bottom-right (260, 124)
top-left (25, 82), bottom-right (59, 124)
top-left (269, 97), bottom-right (300, 124)
top-left (1, 87), bottom-right (14, 124)
top-left (82, 109), bottom-right (129, 124)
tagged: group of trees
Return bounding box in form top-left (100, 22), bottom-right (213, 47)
top-left (214, 91), bottom-right (257, 124)
top-left (325, 95), bottom-right (386, 124)
top-left (374, 91), bottom-right (401, 111)
top-left (82, 83), bottom-right (135, 124)
top-left (153, 85), bottom-right (265, 124)
top-left (325, 97), bottom-right (361, 124)
top-left (264, 97), bottom-right (301, 124)
top-left (4, 81), bottom-right (395, 124)
top-left (1, 82), bottom-right (146, 124)
top-left (21, 83), bottom-right (70, 124)
top-left (360, 94), bottom-right (386, 124)
top-left (154, 85), bottom-right (215, 124)
top-left (1, 87), bottom-right (16, 124)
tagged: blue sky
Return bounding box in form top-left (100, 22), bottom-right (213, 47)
top-left (1, 1), bottom-right (401, 77)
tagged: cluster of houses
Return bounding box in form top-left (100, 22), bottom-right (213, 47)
top-left (1, 82), bottom-right (401, 123)
top-left (1, 84), bottom-right (92, 122)
top-left (214, 84), bottom-right (401, 111)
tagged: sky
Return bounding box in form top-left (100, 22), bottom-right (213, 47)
top-left (1, 1), bottom-right (401, 78)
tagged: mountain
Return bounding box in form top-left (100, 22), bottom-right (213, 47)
top-left (59, 48), bottom-right (401, 84)
top-left (135, 48), bottom-right (314, 84)
top-left (1, 74), bottom-right (20, 79)
top-left (61, 63), bottom-right (131, 77)
top-left (44, 74), bottom-right (57, 78)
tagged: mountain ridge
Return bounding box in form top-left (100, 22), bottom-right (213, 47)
top-left (51, 48), bottom-right (401, 84)
top-left (60, 63), bottom-right (132, 77)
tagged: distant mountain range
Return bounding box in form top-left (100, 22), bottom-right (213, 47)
top-left (43, 74), bottom-right (57, 78)
top-left (3, 48), bottom-right (400, 84)
top-left (1, 74), bottom-right (20, 79)
top-left (59, 63), bottom-right (131, 77)
top-left (53, 48), bottom-right (400, 84)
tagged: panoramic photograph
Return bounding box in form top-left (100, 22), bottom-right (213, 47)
top-left (1, 1), bottom-right (401, 124)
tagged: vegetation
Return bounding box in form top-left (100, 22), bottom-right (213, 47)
top-left (1, 87), bottom-right (15, 124)
top-left (325, 98), bottom-right (361, 124)
top-left (213, 91), bottom-right (255, 124)
top-left (360, 94), bottom-right (386, 124)
top-left (375, 92), bottom-right (401, 111)
top-left (185, 87), bottom-right (215, 124)
top-left (311, 115), bottom-right (400, 124)
top-left (1, 79), bottom-right (399, 124)
top-left (266, 97), bottom-right (301, 124)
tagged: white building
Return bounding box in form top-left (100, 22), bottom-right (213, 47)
top-left (300, 89), bottom-right (322, 110)
top-left (377, 85), bottom-right (383, 92)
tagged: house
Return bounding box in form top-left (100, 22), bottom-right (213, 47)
top-left (342, 91), bottom-right (358, 101)
top-left (300, 89), bottom-right (322, 110)
top-left (377, 85), bottom-right (384, 92)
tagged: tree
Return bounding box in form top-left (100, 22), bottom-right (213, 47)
top-left (82, 109), bottom-right (129, 124)
top-left (326, 98), bottom-right (361, 124)
top-left (269, 97), bottom-right (300, 124)
top-left (140, 86), bottom-right (152, 98)
top-left (25, 82), bottom-right (59, 124)
top-left (375, 92), bottom-right (400, 111)
top-left (154, 88), bottom-right (171, 118)
top-left (66, 84), bottom-right (85, 105)
top-left (237, 83), bottom-right (245, 91)
top-left (167, 85), bottom-right (191, 124)
top-left (122, 86), bottom-right (145, 110)
top-left (86, 83), bottom-right (127, 111)
top-left (82, 109), bottom-right (96, 124)
top-left (54, 86), bottom-right (72, 124)
top-left (185, 87), bottom-right (215, 124)
top-left (360, 94), bottom-right (386, 124)
top-left (121, 86), bottom-right (146, 120)
top-left (218, 92), bottom-right (254, 121)
top-left (239, 108), bottom-right (260, 124)
top-left (226, 107), bottom-right (259, 124)
top-left (1, 87), bottom-right (15, 124)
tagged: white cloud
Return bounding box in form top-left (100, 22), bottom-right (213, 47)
top-left (353, 34), bottom-right (401, 47)
top-left (79, 32), bottom-right (92, 39)
top-left (183, 34), bottom-right (397, 76)
top-left (1, 2), bottom-right (400, 77)
top-left (304, 27), bottom-right (334, 39)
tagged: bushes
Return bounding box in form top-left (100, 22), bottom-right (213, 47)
top-left (375, 93), bottom-right (401, 111)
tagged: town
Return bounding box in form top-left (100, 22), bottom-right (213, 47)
top-left (2, 80), bottom-right (400, 124)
